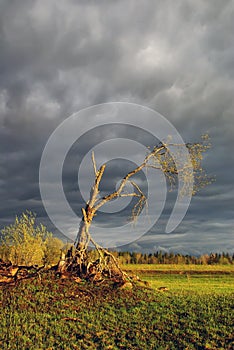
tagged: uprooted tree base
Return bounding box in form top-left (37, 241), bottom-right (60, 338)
top-left (56, 246), bottom-right (129, 282)
top-left (0, 251), bottom-right (138, 289)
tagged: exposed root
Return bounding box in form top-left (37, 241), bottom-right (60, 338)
top-left (55, 241), bottom-right (129, 285)
top-left (0, 258), bottom-right (45, 285)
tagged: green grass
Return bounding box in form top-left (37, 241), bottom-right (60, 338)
top-left (123, 263), bottom-right (234, 294)
top-left (122, 263), bottom-right (234, 273)
top-left (142, 274), bottom-right (234, 294)
top-left (0, 268), bottom-right (233, 349)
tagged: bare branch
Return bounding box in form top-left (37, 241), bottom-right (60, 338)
top-left (93, 146), bottom-right (165, 212)
top-left (145, 164), bottom-right (161, 170)
top-left (91, 151), bottom-right (97, 176)
top-left (88, 164), bottom-right (106, 208)
top-left (129, 180), bottom-right (145, 197)
top-left (118, 193), bottom-right (141, 198)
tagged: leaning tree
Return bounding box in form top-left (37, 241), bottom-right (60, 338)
top-left (60, 135), bottom-right (212, 283)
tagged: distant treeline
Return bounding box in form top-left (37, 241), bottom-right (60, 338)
top-left (113, 251), bottom-right (234, 265)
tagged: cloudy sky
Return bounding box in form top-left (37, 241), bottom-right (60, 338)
top-left (0, 0), bottom-right (234, 254)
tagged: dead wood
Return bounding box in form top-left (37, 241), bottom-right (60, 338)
top-left (0, 259), bottom-right (45, 285)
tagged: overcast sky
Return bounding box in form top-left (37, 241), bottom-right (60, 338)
top-left (0, 0), bottom-right (234, 255)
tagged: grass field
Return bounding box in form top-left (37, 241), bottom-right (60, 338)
top-left (122, 263), bottom-right (234, 273)
top-left (0, 266), bottom-right (233, 350)
top-left (122, 264), bottom-right (234, 294)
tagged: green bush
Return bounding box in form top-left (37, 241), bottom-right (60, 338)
top-left (0, 211), bottom-right (64, 266)
top-left (43, 236), bottom-right (64, 266)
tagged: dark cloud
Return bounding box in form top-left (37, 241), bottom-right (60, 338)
top-left (0, 0), bottom-right (233, 253)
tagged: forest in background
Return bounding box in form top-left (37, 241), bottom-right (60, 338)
top-left (113, 250), bottom-right (234, 265)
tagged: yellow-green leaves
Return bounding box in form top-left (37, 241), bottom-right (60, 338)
top-left (0, 211), bottom-right (64, 266)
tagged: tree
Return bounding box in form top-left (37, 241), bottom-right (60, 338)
top-left (0, 211), bottom-right (54, 266)
top-left (43, 236), bottom-right (64, 267)
top-left (63, 135), bottom-right (212, 282)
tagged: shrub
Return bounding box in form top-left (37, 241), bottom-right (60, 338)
top-left (0, 211), bottom-right (64, 266)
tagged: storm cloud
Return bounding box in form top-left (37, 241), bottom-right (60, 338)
top-left (0, 0), bottom-right (234, 253)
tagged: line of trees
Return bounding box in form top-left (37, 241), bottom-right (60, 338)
top-left (113, 251), bottom-right (234, 265)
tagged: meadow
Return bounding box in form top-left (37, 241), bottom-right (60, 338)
top-left (123, 264), bottom-right (234, 294)
top-left (0, 265), bottom-right (233, 350)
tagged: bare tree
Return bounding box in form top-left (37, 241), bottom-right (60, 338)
top-left (62, 135), bottom-right (212, 283)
